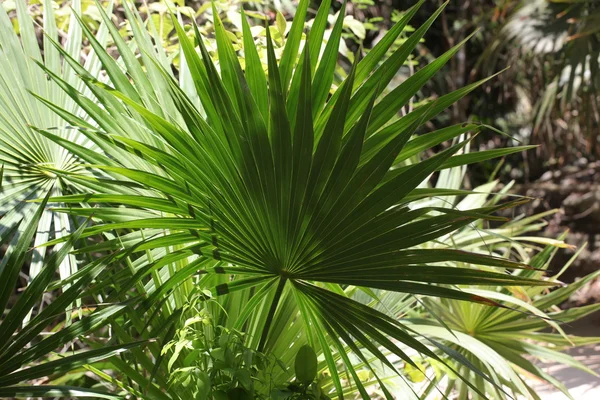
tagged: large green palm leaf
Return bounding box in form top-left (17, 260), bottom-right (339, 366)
top-left (0, 0), bottom-right (186, 286)
top-left (0, 0), bottom-right (103, 282)
top-left (37, 0), bottom-right (555, 396)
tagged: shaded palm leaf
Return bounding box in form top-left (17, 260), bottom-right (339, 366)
top-left (0, 188), bottom-right (145, 397)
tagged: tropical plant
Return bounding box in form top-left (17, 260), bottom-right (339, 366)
top-left (0, 0), bottom-right (200, 395)
top-left (486, 0), bottom-right (600, 161)
top-left (27, 0), bottom-right (561, 397)
top-left (0, 187), bottom-right (148, 398)
top-left (160, 289), bottom-right (329, 399)
top-left (4, 0), bottom-right (596, 399)
top-left (343, 157), bottom-right (600, 399)
top-left (410, 165), bottom-right (600, 399)
top-left (414, 239), bottom-right (600, 400)
top-left (0, 0), bottom-right (98, 284)
top-left (0, 0), bottom-right (173, 294)
top-left (159, 288), bottom-right (275, 399)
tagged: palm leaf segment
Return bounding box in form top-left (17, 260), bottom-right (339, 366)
top-left (0, 0), bottom-right (178, 283)
top-left (0, 0), bottom-right (97, 281)
top-left (40, 0), bottom-right (553, 394)
top-left (414, 239), bottom-right (600, 400)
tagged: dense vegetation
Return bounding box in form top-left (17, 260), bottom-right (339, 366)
top-left (0, 1), bottom-right (598, 399)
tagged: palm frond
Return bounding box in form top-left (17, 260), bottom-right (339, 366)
top-left (30, 0), bottom-right (565, 397)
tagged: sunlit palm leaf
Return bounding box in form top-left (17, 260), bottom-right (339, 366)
top-left (36, 0), bottom-right (558, 396)
top-left (0, 0), bottom-right (101, 284)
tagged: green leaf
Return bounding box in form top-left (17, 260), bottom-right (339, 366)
top-left (0, 386), bottom-right (122, 399)
top-left (295, 345), bottom-right (318, 384)
top-left (0, 190), bottom-right (51, 313)
top-left (279, 0), bottom-right (309, 91)
top-left (0, 342), bottom-right (146, 386)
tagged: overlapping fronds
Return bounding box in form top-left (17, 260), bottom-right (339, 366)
top-left (22, 0), bottom-right (562, 397)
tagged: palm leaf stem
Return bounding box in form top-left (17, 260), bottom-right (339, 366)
top-left (258, 277), bottom-right (287, 352)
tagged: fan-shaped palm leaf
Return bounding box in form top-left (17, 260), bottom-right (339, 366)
top-left (0, 0), bottom-right (103, 284)
top-left (0, 0), bottom-right (186, 289)
top-left (35, 0), bottom-right (556, 396)
top-left (414, 240), bottom-right (600, 400)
